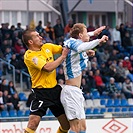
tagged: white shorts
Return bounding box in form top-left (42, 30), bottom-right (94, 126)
top-left (60, 85), bottom-right (85, 120)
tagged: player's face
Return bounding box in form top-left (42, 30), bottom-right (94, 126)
top-left (81, 28), bottom-right (90, 42)
top-left (30, 31), bottom-right (43, 47)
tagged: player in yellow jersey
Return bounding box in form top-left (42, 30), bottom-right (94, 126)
top-left (22, 30), bottom-right (70, 133)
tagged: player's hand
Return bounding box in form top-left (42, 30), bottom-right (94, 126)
top-left (87, 50), bottom-right (95, 57)
top-left (61, 47), bottom-right (69, 59)
top-left (94, 26), bottom-right (106, 36)
top-left (99, 35), bottom-right (108, 43)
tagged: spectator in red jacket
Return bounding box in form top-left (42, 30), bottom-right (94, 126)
top-left (93, 69), bottom-right (105, 95)
top-left (123, 56), bottom-right (133, 73)
top-left (14, 39), bottom-right (26, 54)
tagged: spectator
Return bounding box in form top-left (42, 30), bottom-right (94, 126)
top-left (99, 25), bottom-right (111, 41)
top-left (125, 22), bottom-right (133, 38)
top-left (108, 63), bottom-right (122, 82)
top-left (40, 32), bottom-right (53, 43)
top-left (112, 25), bottom-right (121, 45)
top-left (112, 41), bottom-right (125, 54)
top-left (4, 47), bottom-right (13, 63)
top-left (35, 20), bottom-right (44, 35)
top-left (3, 90), bottom-right (14, 110)
top-left (11, 93), bottom-right (20, 111)
top-left (10, 54), bottom-right (19, 68)
top-left (130, 55), bottom-right (133, 67)
top-left (45, 21), bottom-right (55, 41)
top-left (108, 49), bottom-right (119, 62)
top-left (15, 22), bottom-right (24, 39)
top-left (0, 23), bottom-right (10, 41)
top-left (82, 78), bottom-right (92, 99)
top-left (4, 32), bottom-right (12, 46)
top-left (123, 32), bottom-right (133, 53)
top-left (106, 77), bottom-right (124, 99)
top-left (1, 40), bottom-right (11, 54)
top-left (56, 67), bottom-right (65, 83)
top-left (58, 79), bottom-right (65, 85)
top-left (99, 62), bottom-right (110, 83)
top-left (122, 77), bottom-right (133, 99)
top-left (87, 70), bottom-right (96, 90)
top-left (116, 61), bottom-right (126, 82)
top-left (12, 31), bottom-right (19, 47)
top-left (10, 54), bottom-right (21, 82)
top-left (53, 18), bottom-right (64, 45)
top-left (96, 48), bottom-right (109, 64)
top-left (10, 25), bottom-right (16, 40)
top-left (93, 69), bottom-right (105, 95)
top-left (91, 61), bottom-right (99, 73)
top-left (124, 66), bottom-right (133, 82)
top-left (123, 56), bottom-right (133, 73)
top-left (119, 23), bottom-right (126, 47)
top-left (104, 40), bottom-right (114, 54)
top-left (0, 91), bottom-right (6, 111)
top-left (14, 39), bottom-right (26, 54)
top-left (8, 81), bottom-right (17, 96)
top-left (0, 79), bottom-right (8, 92)
top-left (82, 70), bottom-right (88, 80)
top-left (64, 19), bottom-right (73, 40)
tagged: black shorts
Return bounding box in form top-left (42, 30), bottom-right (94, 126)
top-left (30, 85), bottom-right (65, 117)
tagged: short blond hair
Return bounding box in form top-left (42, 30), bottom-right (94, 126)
top-left (70, 23), bottom-right (86, 39)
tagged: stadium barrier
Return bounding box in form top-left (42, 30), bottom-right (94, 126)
top-left (0, 115), bottom-right (133, 133)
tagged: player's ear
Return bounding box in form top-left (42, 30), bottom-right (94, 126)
top-left (79, 33), bottom-right (83, 39)
top-left (28, 40), bottom-right (33, 45)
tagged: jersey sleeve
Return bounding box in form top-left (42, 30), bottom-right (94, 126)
top-left (77, 39), bottom-right (99, 52)
top-left (44, 43), bottom-right (62, 54)
top-left (64, 38), bottom-right (82, 52)
top-left (87, 31), bottom-right (94, 36)
top-left (24, 53), bottom-right (47, 71)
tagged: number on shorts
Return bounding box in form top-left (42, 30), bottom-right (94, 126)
top-left (38, 100), bottom-right (43, 107)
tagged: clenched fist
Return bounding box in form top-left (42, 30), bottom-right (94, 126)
top-left (99, 35), bottom-right (108, 43)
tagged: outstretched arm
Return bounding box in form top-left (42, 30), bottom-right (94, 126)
top-left (77, 35), bottom-right (108, 52)
top-left (87, 26), bottom-right (106, 36)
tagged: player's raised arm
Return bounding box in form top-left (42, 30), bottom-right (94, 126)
top-left (77, 35), bottom-right (108, 52)
top-left (87, 26), bottom-right (106, 36)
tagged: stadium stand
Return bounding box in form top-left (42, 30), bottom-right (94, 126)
top-left (9, 110), bottom-right (17, 117)
top-left (1, 110), bottom-right (9, 117)
top-left (17, 110), bottom-right (25, 117)
top-left (0, 21), bottom-right (133, 119)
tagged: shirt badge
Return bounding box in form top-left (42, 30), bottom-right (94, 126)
top-left (32, 57), bottom-right (38, 65)
top-left (46, 49), bottom-right (50, 53)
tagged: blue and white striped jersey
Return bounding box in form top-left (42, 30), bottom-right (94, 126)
top-left (63, 38), bottom-right (88, 80)
top-left (63, 37), bottom-right (99, 80)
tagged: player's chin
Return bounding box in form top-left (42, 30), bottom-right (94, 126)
top-left (86, 37), bottom-right (90, 41)
top-left (40, 43), bottom-right (43, 46)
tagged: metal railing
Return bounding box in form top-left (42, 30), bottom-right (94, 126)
top-left (20, 70), bottom-right (31, 91)
top-left (0, 58), bottom-right (31, 91)
top-left (0, 58), bottom-right (16, 87)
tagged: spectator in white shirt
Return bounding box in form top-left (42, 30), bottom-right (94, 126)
top-left (112, 25), bottom-right (121, 45)
top-left (0, 91), bottom-right (6, 111)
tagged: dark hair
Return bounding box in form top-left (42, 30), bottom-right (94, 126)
top-left (22, 29), bottom-right (35, 47)
top-left (70, 23), bottom-right (86, 39)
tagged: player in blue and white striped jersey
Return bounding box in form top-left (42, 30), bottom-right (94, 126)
top-left (63, 37), bottom-right (99, 80)
top-left (60, 23), bottom-right (108, 133)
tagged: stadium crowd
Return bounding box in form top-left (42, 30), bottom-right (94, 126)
top-left (0, 18), bottom-right (133, 113)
